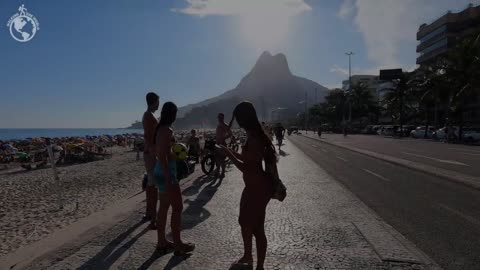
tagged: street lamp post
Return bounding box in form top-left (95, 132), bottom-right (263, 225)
top-left (345, 52), bottom-right (354, 134)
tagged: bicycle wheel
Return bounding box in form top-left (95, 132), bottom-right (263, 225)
top-left (201, 155), bottom-right (215, 175)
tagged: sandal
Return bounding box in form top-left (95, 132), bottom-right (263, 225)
top-left (173, 242), bottom-right (195, 256)
top-left (229, 262), bottom-right (253, 270)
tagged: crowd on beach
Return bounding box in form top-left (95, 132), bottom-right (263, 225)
top-left (0, 134), bottom-right (143, 169)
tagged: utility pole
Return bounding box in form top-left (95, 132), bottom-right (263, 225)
top-left (346, 52), bottom-right (354, 123)
top-left (305, 92), bottom-right (308, 134)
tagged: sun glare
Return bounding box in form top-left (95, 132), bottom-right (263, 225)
top-left (233, 0), bottom-right (311, 50)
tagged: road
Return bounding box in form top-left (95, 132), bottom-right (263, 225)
top-left (288, 135), bottom-right (480, 270)
top-left (303, 133), bottom-right (480, 178)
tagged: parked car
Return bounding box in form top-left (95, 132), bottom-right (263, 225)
top-left (432, 127), bottom-right (459, 141)
top-left (361, 125), bottom-right (378, 135)
top-left (462, 128), bottom-right (480, 143)
top-left (410, 126), bottom-right (435, 138)
top-left (381, 125), bottom-right (395, 136)
top-left (401, 125), bottom-right (416, 136)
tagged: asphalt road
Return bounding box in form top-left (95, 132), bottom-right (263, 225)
top-left (304, 133), bottom-right (480, 178)
top-left (288, 135), bottom-right (480, 270)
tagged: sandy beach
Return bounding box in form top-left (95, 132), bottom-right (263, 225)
top-left (0, 146), bottom-right (144, 257)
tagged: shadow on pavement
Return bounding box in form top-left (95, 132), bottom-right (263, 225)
top-left (279, 149), bottom-right (289, 157)
top-left (137, 249), bottom-right (185, 270)
top-left (78, 220), bottom-right (148, 269)
top-left (182, 174), bottom-right (214, 196)
top-left (176, 174), bottom-right (223, 232)
top-left (163, 254), bottom-right (192, 270)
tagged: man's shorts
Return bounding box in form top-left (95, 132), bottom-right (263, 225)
top-left (215, 141), bottom-right (227, 161)
top-left (143, 152), bottom-right (156, 187)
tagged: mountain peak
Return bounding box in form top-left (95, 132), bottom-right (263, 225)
top-left (251, 51), bottom-right (291, 77)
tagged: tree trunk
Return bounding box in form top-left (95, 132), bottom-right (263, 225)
top-left (433, 90), bottom-right (439, 128)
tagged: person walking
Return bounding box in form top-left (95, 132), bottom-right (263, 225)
top-left (215, 113), bottom-right (232, 178)
top-left (142, 92), bottom-right (159, 229)
top-left (154, 101), bottom-right (195, 255)
top-left (217, 101), bottom-right (279, 270)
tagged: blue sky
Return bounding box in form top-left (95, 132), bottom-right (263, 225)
top-left (0, 0), bottom-right (478, 128)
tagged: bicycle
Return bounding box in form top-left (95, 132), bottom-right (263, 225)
top-left (201, 138), bottom-right (216, 175)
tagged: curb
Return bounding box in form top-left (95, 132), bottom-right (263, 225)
top-left (300, 135), bottom-right (480, 191)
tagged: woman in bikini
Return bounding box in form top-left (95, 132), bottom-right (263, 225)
top-left (217, 101), bottom-right (277, 270)
top-left (154, 101), bottom-right (195, 255)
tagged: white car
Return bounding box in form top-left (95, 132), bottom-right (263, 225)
top-left (410, 126), bottom-right (435, 138)
top-left (433, 127), bottom-right (459, 140)
top-left (462, 128), bottom-right (480, 143)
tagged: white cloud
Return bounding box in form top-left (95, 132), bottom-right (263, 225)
top-left (329, 65), bottom-right (349, 75)
top-left (339, 0), bottom-right (480, 68)
top-left (173, 0), bottom-right (311, 17)
top-left (337, 0), bottom-right (355, 19)
top-left (173, 0), bottom-right (312, 50)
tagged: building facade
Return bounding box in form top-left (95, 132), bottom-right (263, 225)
top-left (342, 75), bottom-right (388, 101)
top-left (416, 4), bottom-right (480, 65)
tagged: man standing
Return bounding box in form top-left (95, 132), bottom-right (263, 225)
top-left (143, 92), bottom-right (159, 229)
top-left (187, 129), bottom-right (200, 163)
top-left (273, 122), bottom-right (285, 150)
top-left (215, 113), bottom-right (232, 178)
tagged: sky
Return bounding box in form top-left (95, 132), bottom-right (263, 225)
top-left (0, 0), bottom-right (478, 128)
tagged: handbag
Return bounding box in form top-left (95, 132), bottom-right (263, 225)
top-left (271, 177), bottom-right (287, 202)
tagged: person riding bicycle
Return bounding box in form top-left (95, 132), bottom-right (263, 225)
top-left (273, 122), bottom-right (285, 150)
top-left (187, 129), bottom-right (200, 163)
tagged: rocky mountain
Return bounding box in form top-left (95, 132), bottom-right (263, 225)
top-left (174, 51), bottom-right (329, 129)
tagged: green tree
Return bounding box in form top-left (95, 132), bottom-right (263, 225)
top-left (347, 82), bottom-right (380, 125)
top-left (308, 89), bottom-right (346, 130)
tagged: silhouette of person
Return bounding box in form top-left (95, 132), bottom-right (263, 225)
top-left (217, 101), bottom-right (277, 270)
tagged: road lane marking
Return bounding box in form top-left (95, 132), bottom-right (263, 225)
top-left (362, 169), bottom-right (391, 182)
top-left (460, 152), bottom-right (480, 156)
top-left (335, 156), bottom-right (347, 162)
top-left (438, 203), bottom-right (480, 227)
top-left (448, 148), bottom-right (480, 154)
top-left (402, 152), bottom-right (469, 166)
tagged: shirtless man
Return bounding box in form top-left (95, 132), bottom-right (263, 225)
top-left (142, 92), bottom-right (159, 229)
top-left (215, 113), bottom-right (232, 178)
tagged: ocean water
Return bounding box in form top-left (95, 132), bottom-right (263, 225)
top-left (0, 129), bottom-right (144, 141)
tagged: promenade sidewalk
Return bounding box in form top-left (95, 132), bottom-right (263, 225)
top-left (5, 141), bottom-right (439, 270)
